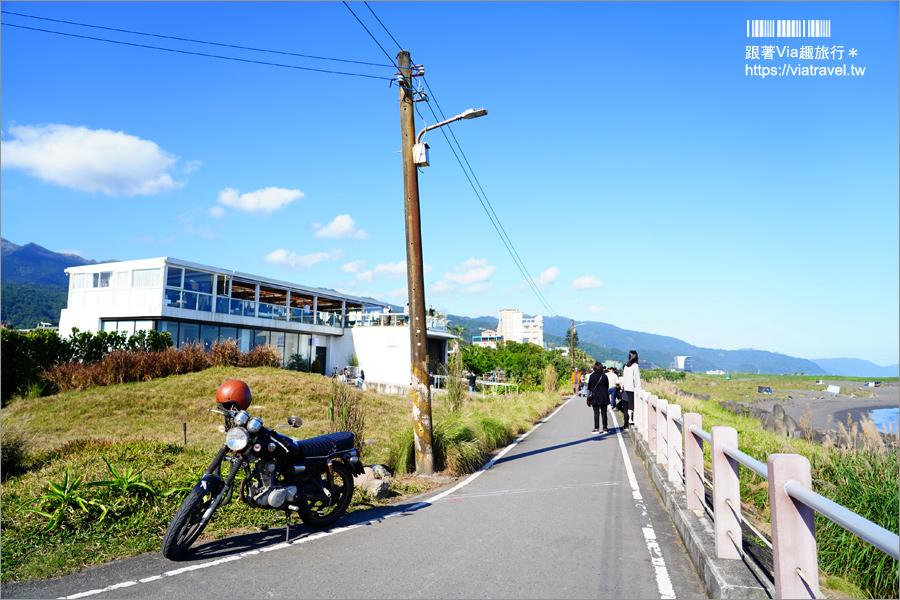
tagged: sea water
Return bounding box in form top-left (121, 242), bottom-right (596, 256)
top-left (870, 407), bottom-right (899, 435)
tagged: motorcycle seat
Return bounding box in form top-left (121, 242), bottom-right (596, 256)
top-left (296, 431), bottom-right (355, 459)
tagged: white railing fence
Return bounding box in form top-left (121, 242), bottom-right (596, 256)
top-left (633, 390), bottom-right (899, 599)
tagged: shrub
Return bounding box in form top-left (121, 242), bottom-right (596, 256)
top-left (286, 353), bottom-right (309, 372)
top-left (1, 418), bottom-right (34, 481)
top-left (542, 362), bottom-right (558, 394)
top-left (210, 339), bottom-right (243, 367)
top-left (442, 351), bottom-right (467, 413)
top-left (328, 380), bottom-right (366, 457)
top-left (247, 344), bottom-right (280, 368)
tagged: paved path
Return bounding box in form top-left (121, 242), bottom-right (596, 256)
top-left (3, 396), bottom-right (707, 599)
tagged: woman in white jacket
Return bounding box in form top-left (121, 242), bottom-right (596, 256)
top-left (621, 350), bottom-right (642, 430)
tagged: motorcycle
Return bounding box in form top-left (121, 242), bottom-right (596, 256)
top-left (161, 380), bottom-right (364, 559)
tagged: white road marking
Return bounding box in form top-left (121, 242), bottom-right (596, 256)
top-left (610, 411), bottom-right (676, 599)
top-left (58, 396), bottom-right (577, 599)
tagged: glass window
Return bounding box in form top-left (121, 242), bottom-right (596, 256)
top-left (197, 294), bottom-right (213, 313)
top-left (217, 275), bottom-right (231, 297)
top-left (179, 322), bottom-right (200, 347)
top-left (284, 333), bottom-right (300, 368)
top-left (229, 298), bottom-right (243, 316)
top-left (93, 272), bottom-right (112, 288)
top-left (116, 272), bottom-right (130, 288)
top-left (258, 303), bottom-right (274, 319)
top-left (216, 297), bottom-right (230, 314)
top-left (182, 291), bottom-right (198, 311)
top-left (219, 327), bottom-right (237, 342)
top-left (184, 269), bottom-right (213, 294)
top-left (102, 320), bottom-right (117, 332)
top-left (165, 288), bottom-right (182, 307)
top-left (254, 330), bottom-right (270, 348)
top-left (236, 329), bottom-right (253, 352)
top-left (200, 324), bottom-right (218, 351)
top-left (72, 273), bottom-right (86, 289)
top-left (135, 321), bottom-right (153, 332)
top-left (243, 300), bottom-right (256, 317)
top-left (133, 268), bottom-right (161, 288)
top-left (166, 266), bottom-right (183, 288)
top-left (159, 320), bottom-right (179, 341)
top-left (118, 321), bottom-right (135, 335)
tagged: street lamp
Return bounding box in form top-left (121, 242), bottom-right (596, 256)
top-left (413, 108), bottom-right (487, 167)
top-left (397, 50), bottom-right (487, 475)
top-left (570, 321), bottom-right (587, 369)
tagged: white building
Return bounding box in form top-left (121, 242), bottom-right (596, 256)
top-left (472, 329), bottom-right (502, 348)
top-left (58, 257), bottom-right (454, 393)
top-left (672, 356), bottom-right (693, 373)
top-left (497, 309), bottom-right (544, 348)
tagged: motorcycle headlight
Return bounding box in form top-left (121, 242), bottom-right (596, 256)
top-left (225, 427), bottom-right (250, 451)
top-left (247, 416), bottom-right (263, 434)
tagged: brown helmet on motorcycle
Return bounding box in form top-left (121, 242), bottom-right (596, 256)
top-left (216, 380), bottom-right (252, 411)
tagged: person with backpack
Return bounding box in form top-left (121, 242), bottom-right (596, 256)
top-left (586, 362), bottom-right (611, 433)
top-left (621, 351), bottom-right (642, 430)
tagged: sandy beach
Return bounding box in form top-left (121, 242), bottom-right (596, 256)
top-left (748, 380), bottom-right (898, 434)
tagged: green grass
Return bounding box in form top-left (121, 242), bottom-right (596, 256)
top-left (645, 374), bottom-right (899, 599)
top-left (0, 368), bottom-right (562, 583)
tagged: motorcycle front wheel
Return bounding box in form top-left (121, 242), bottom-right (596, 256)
top-left (298, 461), bottom-right (354, 528)
top-left (161, 486), bottom-right (216, 559)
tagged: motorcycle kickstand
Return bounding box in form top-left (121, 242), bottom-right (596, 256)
top-left (284, 510), bottom-right (290, 543)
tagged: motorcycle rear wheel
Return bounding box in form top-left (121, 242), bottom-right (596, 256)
top-left (298, 461), bottom-right (353, 528)
top-left (161, 486), bottom-right (216, 559)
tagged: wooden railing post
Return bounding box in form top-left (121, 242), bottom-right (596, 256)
top-left (656, 398), bottom-right (668, 465)
top-left (683, 413), bottom-right (704, 510)
top-left (768, 453), bottom-right (818, 599)
top-left (634, 390), bottom-right (644, 438)
top-left (667, 404), bottom-right (682, 485)
top-left (648, 395), bottom-right (658, 452)
top-left (711, 426), bottom-right (741, 559)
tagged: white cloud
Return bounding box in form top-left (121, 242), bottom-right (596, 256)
top-left (218, 187), bottom-right (304, 215)
top-left (431, 258), bottom-right (497, 295)
top-left (313, 214), bottom-right (369, 240)
top-left (536, 267), bottom-right (559, 287)
top-left (571, 275), bottom-right (603, 290)
top-left (387, 287), bottom-right (408, 299)
top-left (374, 261), bottom-right (407, 279)
top-left (263, 248), bottom-right (344, 270)
top-left (587, 305), bottom-right (605, 313)
top-left (207, 206), bottom-right (225, 218)
top-left (341, 260), bottom-right (366, 273)
top-left (466, 283), bottom-right (495, 294)
top-left (0, 124), bottom-right (187, 196)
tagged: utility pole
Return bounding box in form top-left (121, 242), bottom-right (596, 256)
top-left (397, 49), bottom-right (434, 476)
top-left (570, 319), bottom-right (575, 370)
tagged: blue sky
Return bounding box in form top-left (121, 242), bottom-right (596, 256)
top-left (2, 2), bottom-right (898, 366)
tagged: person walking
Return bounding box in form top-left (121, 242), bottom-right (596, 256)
top-left (621, 351), bottom-right (642, 430)
top-left (606, 367), bottom-right (619, 409)
top-left (586, 362), bottom-right (610, 433)
top-left (468, 371), bottom-right (477, 393)
top-left (571, 369), bottom-right (581, 396)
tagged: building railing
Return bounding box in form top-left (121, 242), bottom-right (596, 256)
top-left (345, 313), bottom-right (449, 331)
top-left (431, 375), bottom-right (519, 395)
top-left (633, 390), bottom-right (899, 599)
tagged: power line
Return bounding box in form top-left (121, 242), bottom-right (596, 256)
top-left (341, 1), bottom-right (398, 69)
top-left (364, 2), bottom-right (402, 52)
top-left (417, 96), bottom-right (559, 317)
top-left (1, 22), bottom-right (393, 81)
top-left (0, 10), bottom-right (396, 69)
top-left (419, 78), bottom-right (559, 317)
top-left (341, 2), bottom-right (557, 316)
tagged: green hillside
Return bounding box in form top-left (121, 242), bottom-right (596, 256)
top-left (0, 283), bottom-right (68, 329)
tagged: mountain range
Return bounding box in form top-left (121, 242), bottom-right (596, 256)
top-left (2, 239), bottom-right (897, 377)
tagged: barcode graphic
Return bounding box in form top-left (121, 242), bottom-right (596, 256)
top-left (746, 20), bottom-right (831, 38)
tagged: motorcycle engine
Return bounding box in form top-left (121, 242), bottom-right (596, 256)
top-left (251, 462), bottom-right (297, 509)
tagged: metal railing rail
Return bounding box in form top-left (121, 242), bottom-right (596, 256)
top-left (633, 390), bottom-right (899, 599)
